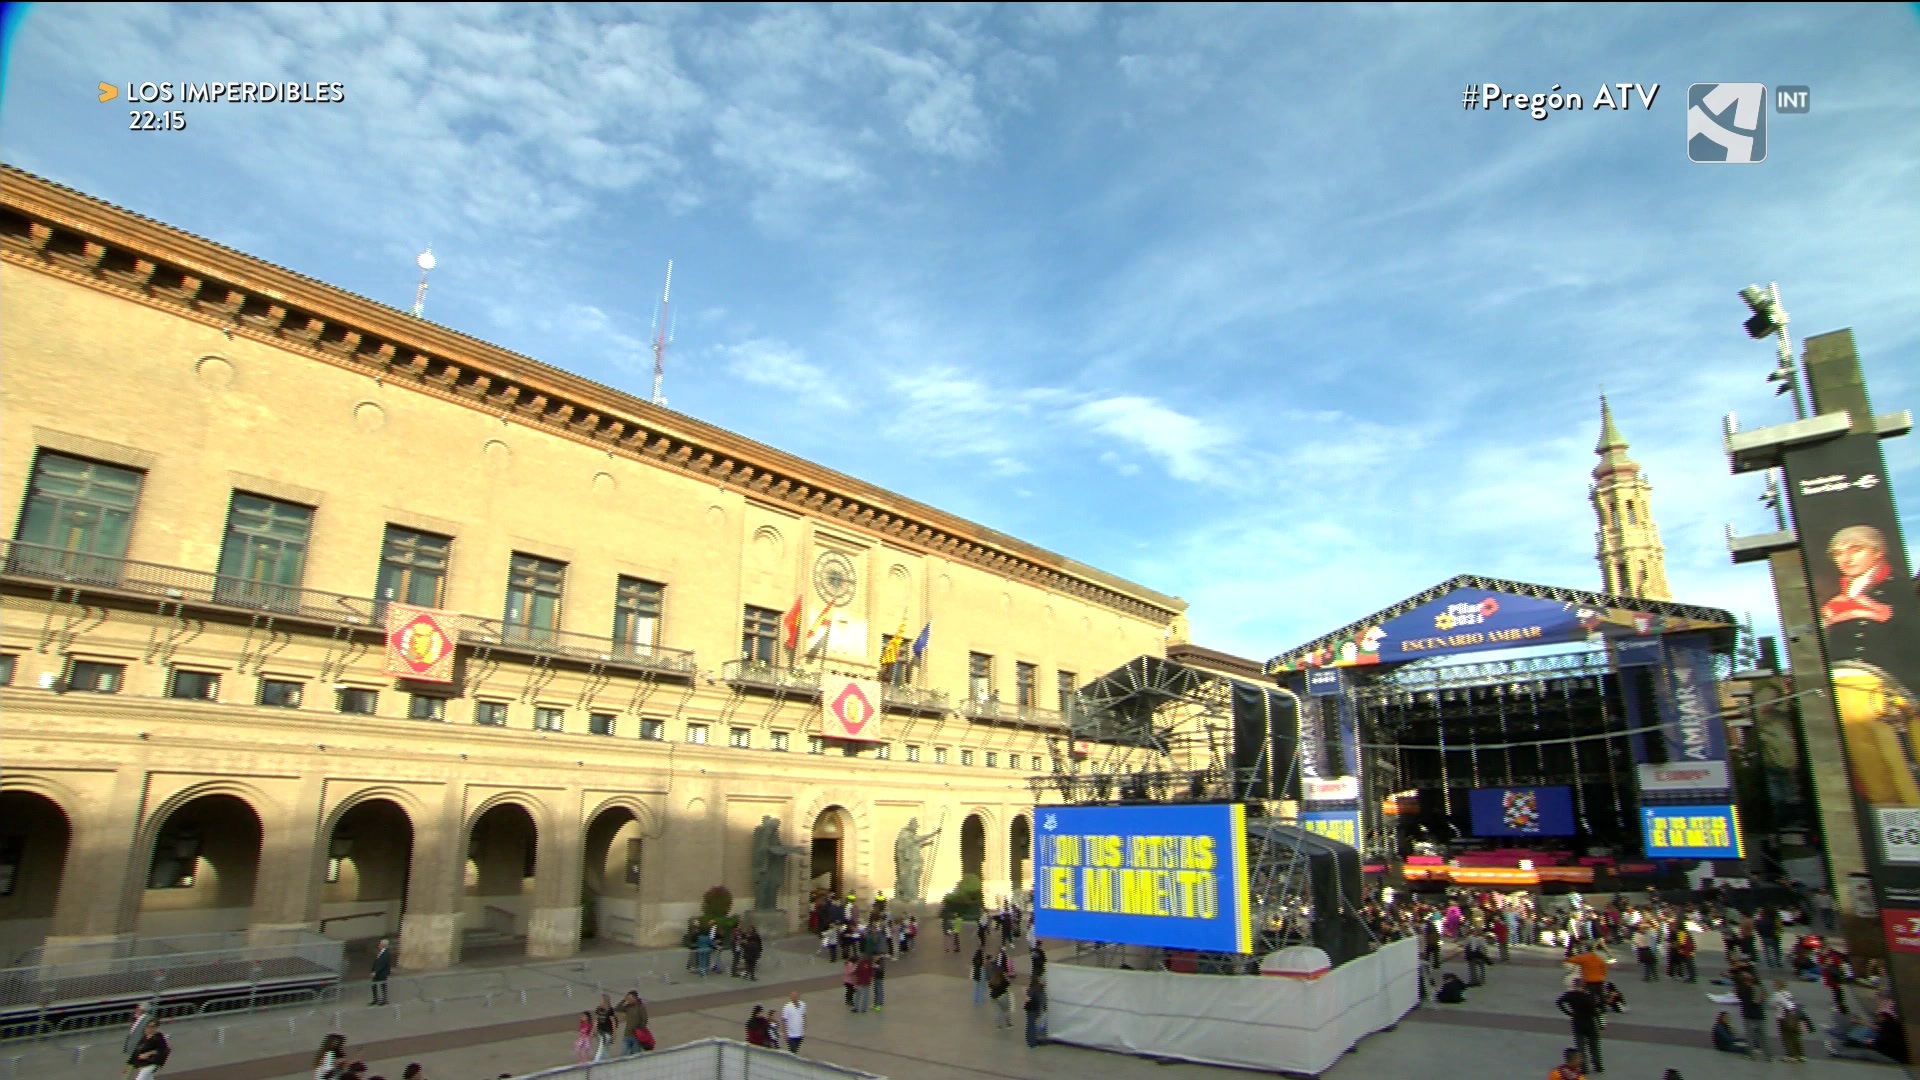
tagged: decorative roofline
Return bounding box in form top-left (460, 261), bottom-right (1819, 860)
top-left (1264, 573), bottom-right (1737, 672)
top-left (0, 165), bottom-right (1184, 624)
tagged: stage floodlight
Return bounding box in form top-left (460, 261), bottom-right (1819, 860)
top-left (1740, 283), bottom-right (1783, 339)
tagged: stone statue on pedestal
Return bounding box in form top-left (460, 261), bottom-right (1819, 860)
top-left (893, 817), bottom-right (942, 905)
top-left (752, 816), bottom-right (808, 912)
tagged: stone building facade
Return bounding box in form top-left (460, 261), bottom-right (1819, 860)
top-left (1591, 395), bottom-right (1673, 602)
top-left (0, 167), bottom-right (1184, 970)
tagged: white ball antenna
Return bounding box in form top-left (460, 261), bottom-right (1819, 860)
top-left (416, 247), bottom-right (437, 272)
top-left (411, 246), bottom-right (435, 317)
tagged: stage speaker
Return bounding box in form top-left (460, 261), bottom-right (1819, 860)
top-left (1231, 683), bottom-right (1272, 799)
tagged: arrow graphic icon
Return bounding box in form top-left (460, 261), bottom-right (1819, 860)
top-left (98, 82), bottom-right (118, 103)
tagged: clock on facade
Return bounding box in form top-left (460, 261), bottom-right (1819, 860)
top-left (813, 551), bottom-right (857, 605)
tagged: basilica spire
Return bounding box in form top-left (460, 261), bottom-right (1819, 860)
top-left (1590, 395), bottom-right (1672, 601)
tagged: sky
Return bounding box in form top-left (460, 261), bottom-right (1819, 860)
top-left (2, 3), bottom-right (1916, 665)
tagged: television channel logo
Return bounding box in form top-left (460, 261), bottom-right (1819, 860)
top-left (1688, 83), bottom-right (1766, 163)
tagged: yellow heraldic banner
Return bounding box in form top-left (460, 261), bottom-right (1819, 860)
top-left (383, 604), bottom-right (459, 683)
top-left (820, 674), bottom-right (885, 743)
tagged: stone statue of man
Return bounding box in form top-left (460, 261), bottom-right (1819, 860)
top-left (893, 817), bottom-right (942, 905)
top-left (751, 816), bottom-right (808, 911)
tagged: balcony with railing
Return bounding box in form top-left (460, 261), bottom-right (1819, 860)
top-left (879, 682), bottom-right (950, 715)
top-left (720, 658), bottom-right (823, 696)
top-left (457, 618), bottom-right (696, 678)
top-left (960, 694), bottom-right (1066, 731)
top-left (1, 539), bottom-right (695, 679)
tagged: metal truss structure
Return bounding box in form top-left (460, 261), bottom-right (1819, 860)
top-left (1065, 655), bottom-right (1235, 769)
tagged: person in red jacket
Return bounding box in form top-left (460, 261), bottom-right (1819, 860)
top-left (1494, 916), bottom-right (1511, 962)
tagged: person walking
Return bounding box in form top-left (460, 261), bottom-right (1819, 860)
top-left (1633, 922), bottom-right (1659, 982)
top-left (1734, 970), bottom-right (1772, 1061)
top-left (852, 954), bottom-right (874, 1013)
top-left (971, 947), bottom-right (987, 1006)
top-left (1030, 939), bottom-right (1047, 980)
top-left (1024, 975), bottom-right (1048, 1047)
top-left (781, 992), bottom-right (807, 1055)
top-left (592, 995), bottom-right (615, 1061)
top-left (128, 1020), bottom-right (170, 1080)
top-left (744, 926), bottom-right (764, 982)
top-left (1493, 913), bottom-right (1510, 963)
top-left (572, 1012), bottom-right (594, 1064)
top-left (311, 1034), bottom-right (346, 1080)
top-left (694, 925), bottom-right (715, 978)
top-left (1555, 984), bottom-right (1603, 1075)
top-left (368, 939), bottom-right (393, 1006)
top-left (745, 1005), bottom-right (775, 1047)
top-left (843, 956), bottom-right (858, 1009)
top-left (1757, 907), bottom-right (1784, 970)
top-left (871, 953), bottom-right (887, 1011)
top-left (1771, 979), bottom-right (1813, 1063)
top-left (124, 1004), bottom-right (155, 1078)
top-left (616, 992), bottom-right (645, 1056)
top-left (988, 962), bottom-right (1015, 1029)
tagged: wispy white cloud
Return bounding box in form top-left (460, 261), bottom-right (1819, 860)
top-left (1069, 396), bottom-right (1237, 484)
top-left (713, 339), bottom-right (849, 410)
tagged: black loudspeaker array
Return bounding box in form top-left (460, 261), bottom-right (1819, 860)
top-left (1230, 684), bottom-right (1301, 802)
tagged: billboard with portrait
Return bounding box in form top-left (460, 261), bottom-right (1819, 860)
top-left (1467, 786), bottom-right (1577, 838)
top-left (1032, 803), bottom-right (1254, 954)
top-left (1782, 430), bottom-right (1920, 901)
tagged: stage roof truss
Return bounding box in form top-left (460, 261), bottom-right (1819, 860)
top-left (1067, 655), bottom-right (1235, 756)
top-left (1265, 573), bottom-right (1738, 673)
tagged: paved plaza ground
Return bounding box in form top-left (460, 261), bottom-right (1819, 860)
top-left (13, 932), bottom-right (1910, 1080)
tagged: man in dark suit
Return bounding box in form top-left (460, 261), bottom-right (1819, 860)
top-left (369, 938), bottom-right (393, 1005)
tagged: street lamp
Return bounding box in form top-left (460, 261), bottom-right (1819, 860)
top-left (1741, 282), bottom-right (1806, 420)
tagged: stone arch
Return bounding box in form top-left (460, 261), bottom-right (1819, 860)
top-left (463, 791), bottom-right (551, 836)
top-left (0, 788), bottom-right (73, 961)
top-left (960, 812), bottom-right (988, 886)
top-left (583, 794), bottom-right (661, 839)
top-left (321, 796), bottom-right (415, 941)
top-left (464, 799), bottom-right (542, 941)
top-left (136, 788), bottom-right (266, 936)
top-left (1008, 812), bottom-right (1033, 895)
top-left (320, 785), bottom-right (429, 841)
top-left (0, 774), bottom-right (84, 829)
top-left (798, 790), bottom-right (872, 900)
top-left (580, 798), bottom-right (656, 944)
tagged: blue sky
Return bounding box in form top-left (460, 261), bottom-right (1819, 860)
top-left (2, 3), bottom-right (1916, 663)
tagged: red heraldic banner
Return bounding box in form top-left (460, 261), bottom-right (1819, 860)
top-left (384, 604), bottom-right (459, 684)
top-left (821, 675), bottom-right (884, 743)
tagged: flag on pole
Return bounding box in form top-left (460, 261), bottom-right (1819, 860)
top-left (805, 600), bottom-right (837, 651)
top-left (879, 617), bottom-right (909, 666)
top-left (781, 596), bottom-right (803, 651)
top-left (910, 622), bottom-right (930, 661)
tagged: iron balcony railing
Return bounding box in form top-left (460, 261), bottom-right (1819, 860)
top-left (880, 683), bottom-right (950, 714)
top-left (457, 618), bottom-right (696, 677)
top-left (720, 658), bottom-right (823, 695)
top-left (1, 540), bottom-right (695, 678)
top-left (960, 694), bottom-right (1066, 730)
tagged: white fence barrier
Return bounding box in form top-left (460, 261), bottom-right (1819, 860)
top-left (509, 1038), bottom-right (885, 1080)
top-left (1048, 936), bottom-right (1419, 1076)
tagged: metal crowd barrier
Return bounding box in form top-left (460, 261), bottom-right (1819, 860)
top-left (509, 1038), bottom-right (885, 1080)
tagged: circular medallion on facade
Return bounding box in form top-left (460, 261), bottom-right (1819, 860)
top-left (813, 551), bottom-right (857, 605)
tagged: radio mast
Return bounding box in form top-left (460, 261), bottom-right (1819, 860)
top-left (650, 260), bottom-right (673, 408)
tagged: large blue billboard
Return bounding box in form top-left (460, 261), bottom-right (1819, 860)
top-left (1642, 804), bottom-right (1744, 860)
top-left (1467, 786), bottom-right (1578, 837)
top-left (1032, 804), bottom-right (1253, 954)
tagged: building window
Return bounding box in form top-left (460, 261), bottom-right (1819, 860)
top-left (686, 723), bottom-right (709, 745)
top-left (67, 660), bottom-right (124, 694)
top-left (376, 526), bottom-right (450, 613)
top-left (534, 707), bottom-right (565, 732)
top-left (11, 451), bottom-right (143, 581)
top-left (968, 653), bottom-right (994, 703)
top-left (216, 493), bottom-right (313, 611)
top-left (259, 678), bottom-right (303, 708)
top-left (1057, 670), bottom-right (1077, 713)
top-left (985, 751), bottom-right (998, 769)
top-left (408, 695), bottom-right (447, 721)
top-left (1016, 662), bottom-right (1037, 708)
top-left (770, 731), bottom-right (790, 752)
top-left (842, 741), bottom-right (861, 757)
top-left (808, 735), bottom-right (826, 755)
top-left (638, 718), bottom-right (665, 741)
top-left (960, 749), bottom-right (975, 767)
top-left (874, 743), bottom-right (890, 761)
top-left (934, 746), bottom-right (948, 765)
top-left (475, 701), bottom-right (509, 727)
top-left (168, 669), bottom-right (219, 701)
top-left (504, 554), bottom-right (565, 644)
top-left (614, 577), bottom-right (665, 656)
top-left (590, 712), bottom-right (616, 736)
top-left (1011, 754), bottom-right (1025, 770)
top-left (729, 727), bottom-right (751, 749)
top-left (0, 654), bottom-right (14, 686)
top-left (325, 857), bottom-right (342, 884)
top-left (905, 744), bottom-right (921, 763)
top-left (336, 687), bottom-right (378, 715)
top-left (741, 606), bottom-right (781, 664)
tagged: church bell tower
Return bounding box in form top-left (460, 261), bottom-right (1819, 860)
top-left (1591, 395), bottom-right (1672, 601)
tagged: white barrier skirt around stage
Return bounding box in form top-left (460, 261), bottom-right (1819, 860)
top-left (1047, 936), bottom-right (1420, 1076)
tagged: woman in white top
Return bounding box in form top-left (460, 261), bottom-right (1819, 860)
top-left (312, 1034), bottom-right (346, 1080)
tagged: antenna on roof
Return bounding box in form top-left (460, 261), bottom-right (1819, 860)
top-left (411, 246), bottom-right (436, 318)
top-left (650, 260), bottom-right (673, 408)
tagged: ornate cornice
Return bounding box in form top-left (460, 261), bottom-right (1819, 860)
top-left (0, 165), bottom-right (1183, 623)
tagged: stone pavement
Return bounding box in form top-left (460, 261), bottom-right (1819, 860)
top-left (13, 933), bottom-right (1909, 1080)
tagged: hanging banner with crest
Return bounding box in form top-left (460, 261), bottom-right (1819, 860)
top-left (383, 604), bottom-right (458, 683)
top-left (821, 674), bottom-right (886, 743)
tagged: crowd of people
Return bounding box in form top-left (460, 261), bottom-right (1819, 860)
top-left (678, 918), bottom-right (767, 980)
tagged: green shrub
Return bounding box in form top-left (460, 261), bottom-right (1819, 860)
top-left (703, 884), bottom-right (734, 921)
top-left (940, 873), bottom-right (985, 922)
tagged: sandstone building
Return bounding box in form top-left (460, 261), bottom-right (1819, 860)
top-left (0, 167), bottom-right (1184, 970)
top-left (1591, 395), bottom-right (1673, 602)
